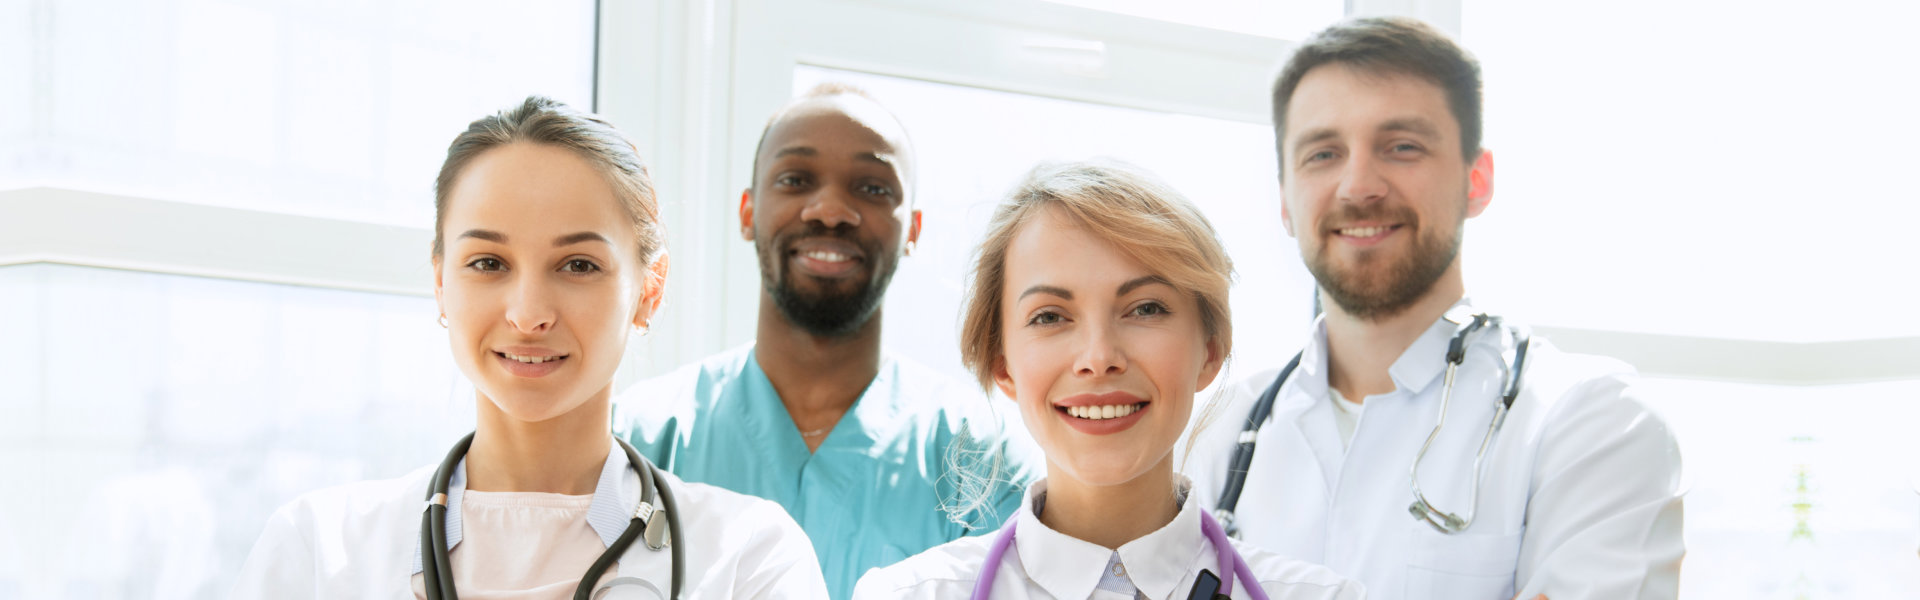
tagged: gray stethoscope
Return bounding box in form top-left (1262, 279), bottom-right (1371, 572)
top-left (423, 432), bottom-right (684, 600)
top-left (1213, 310), bottom-right (1531, 535)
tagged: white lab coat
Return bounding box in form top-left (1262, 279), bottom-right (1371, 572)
top-left (1185, 308), bottom-right (1683, 600)
top-left (852, 477), bottom-right (1364, 600)
top-left (231, 452), bottom-right (829, 599)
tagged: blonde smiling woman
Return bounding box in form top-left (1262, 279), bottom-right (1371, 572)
top-left (232, 97), bottom-right (828, 600)
top-left (853, 161), bottom-right (1364, 600)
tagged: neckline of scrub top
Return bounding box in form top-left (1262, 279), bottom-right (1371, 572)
top-left (743, 347), bottom-right (903, 457)
top-left (412, 441), bottom-right (637, 574)
top-left (1012, 477), bottom-right (1210, 600)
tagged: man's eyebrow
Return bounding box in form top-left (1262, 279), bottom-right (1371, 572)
top-left (554, 232), bottom-right (610, 247)
top-left (1018, 285), bottom-right (1073, 301)
top-left (457, 229), bottom-right (506, 243)
top-left (1289, 128), bottom-right (1339, 156)
top-left (772, 146), bottom-right (817, 160)
top-left (1117, 275), bottom-right (1172, 296)
top-left (1380, 117), bottom-right (1441, 138)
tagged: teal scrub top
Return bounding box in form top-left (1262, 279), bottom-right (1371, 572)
top-left (613, 345), bottom-right (1039, 600)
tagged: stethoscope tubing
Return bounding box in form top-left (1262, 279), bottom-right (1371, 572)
top-left (424, 433), bottom-right (471, 599)
top-left (423, 432), bottom-right (682, 600)
top-left (1214, 313), bottom-right (1530, 537)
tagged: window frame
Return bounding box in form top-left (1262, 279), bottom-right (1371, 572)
top-left (5, 0), bottom-right (1912, 384)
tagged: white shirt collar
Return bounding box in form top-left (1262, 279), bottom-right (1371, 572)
top-left (1013, 476), bottom-right (1211, 600)
top-left (1297, 297), bottom-right (1481, 403)
top-left (411, 441), bottom-right (637, 574)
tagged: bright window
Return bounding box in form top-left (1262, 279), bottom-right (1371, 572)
top-left (1463, 0), bottom-right (1920, 594)
top-left (1636, 377), bottom-right (1920, 596)
top-left (1461, 0), bottom-right (1920, 343)
top-left (10, 0), bottom-right (596, 227)
top-left (1043, 0), bottom-right (1344, 41)
top-left (0, 264), bottom-right (469, 596)
top-left (791, 65), bottom-right (1318, 389)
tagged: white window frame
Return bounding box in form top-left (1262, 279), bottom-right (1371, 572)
top-left (5, 0), bottom-right (1914, 385)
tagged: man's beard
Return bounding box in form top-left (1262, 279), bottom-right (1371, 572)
top-left (755, 224), bottom-right (899, 338)
top-left (1305, 203), bottom-right (1462, 322)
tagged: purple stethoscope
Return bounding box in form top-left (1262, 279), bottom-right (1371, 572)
top-left (969, 508), bottom-right (1271, 600)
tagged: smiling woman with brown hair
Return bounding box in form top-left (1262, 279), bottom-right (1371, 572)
top-left (231, 96), bottom-right (828, 600)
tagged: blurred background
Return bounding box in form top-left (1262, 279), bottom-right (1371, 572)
top-left (1, 0), bottom-right (1916, 597)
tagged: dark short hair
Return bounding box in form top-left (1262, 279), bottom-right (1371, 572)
top-left (748, 83), bottom-right (914, 195)
top-left (1272, 17), bottom-right (1483, 177)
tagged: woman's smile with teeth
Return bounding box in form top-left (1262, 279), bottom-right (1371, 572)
top-left (499, 352), bottom-right (566, 364)
top-left (1066, 403), bottom-right (1145, 420)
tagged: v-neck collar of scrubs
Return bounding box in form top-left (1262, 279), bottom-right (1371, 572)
top-left (740, 348), bottom-right (901, 458)
top-left (411, 442), bottom-right (636, 574)
top-left (1013, 477), bottom-right (1209, 600)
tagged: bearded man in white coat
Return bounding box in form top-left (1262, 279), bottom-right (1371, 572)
top-left (1186, 17), bottom-right (1684, 600)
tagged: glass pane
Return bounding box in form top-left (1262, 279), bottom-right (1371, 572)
top-left (0, 264), bottom-right (469, 597)
top-left (1461, 0), bottom-right (1920, 343)
top-left (1043, 0), bottom-right (1344, 41)
top-left (791, 65), bottom-right (1317, 392)
top-left (8, 0), bottom-right (596, 227)
top-left (0, 0), bottom-right (30, 158)
top-left (1636, 377), bottom-right (1920, 597)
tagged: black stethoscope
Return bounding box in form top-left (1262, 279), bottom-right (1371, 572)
top-left (422, 432), bottom-right (684, 600)
top-left (1213, 310), bottom-right (1531, 536)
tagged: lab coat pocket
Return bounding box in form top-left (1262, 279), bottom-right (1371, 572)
top-left (1403, 524), bottom-right (1522, 598)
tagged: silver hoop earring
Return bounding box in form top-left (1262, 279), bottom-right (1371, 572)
top-left (438, 314), bottom-right (448, 328)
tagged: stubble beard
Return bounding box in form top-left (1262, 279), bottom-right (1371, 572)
top-left (755, 226), bottom-right (898, 338)
top-left (1305, 205), bottom-right (1463, 322)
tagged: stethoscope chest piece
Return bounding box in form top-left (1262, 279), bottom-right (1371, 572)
top-left (643, 510), bottom-right (671, 550)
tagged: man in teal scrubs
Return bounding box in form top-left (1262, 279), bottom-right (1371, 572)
top-left (614, 84), bottom-right (1037, 599)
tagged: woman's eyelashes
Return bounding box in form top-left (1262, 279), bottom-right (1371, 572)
top-left (461, 255), bottom-right (606, 275)
top-left (1127, 299), bottom-right (1171, 319)
top-left (1022, 298), bottom-right (1172, 328)
top-left (466, 256), bottom-right (504, 272)
top-left (560, 258), bottom-right (603, 274)
top-left (1025, 308), bottom-right (1066, 328)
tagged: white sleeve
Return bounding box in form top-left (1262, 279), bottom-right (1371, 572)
top-left (1260, 579), bottom-right (1368, 600)
top-left (849, 559), bottom-right (962, 600)
top-left (228, 502), bottom-right (317, 600)
top-left (731, 499), bottom-right (830, 600)
top-left (1513, 376), bottom-right (1684, 600)
top-left (849, 566), bottom-right (918, 600)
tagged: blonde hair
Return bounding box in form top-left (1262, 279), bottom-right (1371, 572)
top-left (940, 160), bottom-right (1237, 523)
top-left (959, 159), bottom-right (1235, 390)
